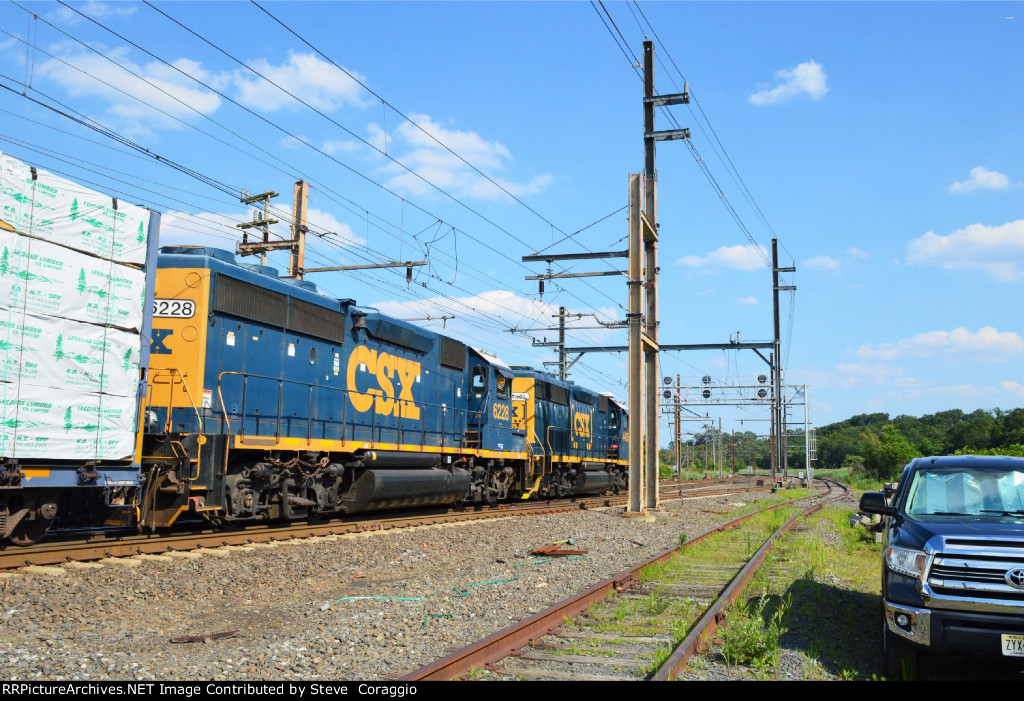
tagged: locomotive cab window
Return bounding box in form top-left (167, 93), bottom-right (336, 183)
top-left (495, 374), bottom-right (510, 399)
top-left (471, 366), bottom-right (487, 396)
top-left (609, 410), bottom-right (619, 431)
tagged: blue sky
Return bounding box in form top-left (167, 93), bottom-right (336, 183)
top-left (1, 1), bottom-right (1021, 443)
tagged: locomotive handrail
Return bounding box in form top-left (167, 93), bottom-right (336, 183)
top-left (149, 369), bottom-right (203, 435)
top-left (215, 370), bottom-right (479, 452)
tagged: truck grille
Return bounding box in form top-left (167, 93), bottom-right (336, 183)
top-left (927, 537), bottom-right (1024, 600)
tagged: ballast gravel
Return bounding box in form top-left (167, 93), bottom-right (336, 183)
top-left (0, 489), bottom-right (776, 682)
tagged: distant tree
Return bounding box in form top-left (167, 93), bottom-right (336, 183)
top-left (862, 425), bottom-right (920, 480)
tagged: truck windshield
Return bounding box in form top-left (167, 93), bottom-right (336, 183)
top-left (904, 465), bottom-right (1024, 517)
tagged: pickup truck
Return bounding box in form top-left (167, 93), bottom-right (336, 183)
top-left (859, 455), bottom-right (1024, 678)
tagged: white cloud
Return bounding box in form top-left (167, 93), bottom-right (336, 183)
top-left (834, 362), bottom-right (907, 388)
top-left (371, 292), bottom-right (621, 357)
top-left (158, 210), bottom-right (239, 248)
top-left (306, 208), bottom-right (366, 247)
top-left (35, 46), bottom-right (223, 135)
top-left (232, 52), bottom-right (368, 112)
top-left (372, 114), bottom-right (553, 201)
top-left (804, 255), bottom-right (840, 270)
top-left (749, 60), bottom-right (828, 105)
top-left (323, 139), bottom-right (361, 155)
top-left (856, 326), bottom-right (1023, 362)
top-left (49, 1), bottom-right (137, 25)
top-left (804, 248), bottom-right (870, 272)
top-left (280, 135), bottom-right (309, 150)
top-left (1002, 381), bottom-right (1024, 398)
top-left (736, 296), bottom-right (758, 305)
top-left (676, 244), bottom-right (768, 271)
top-left (905, 219), bottom-right (1024, 281)
top-left (948, 166), bottom-right (1015, 193)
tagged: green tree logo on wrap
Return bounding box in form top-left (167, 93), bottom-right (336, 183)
top-left (122, 347), bottom-right (134, 372)
top-left (63, 406), bottom-right (99, 433)
top-left (78, 269), bottom-right (87, 294)
top-left (0, 185), bottom-right (33, 205)
top-left (137, 221), bottom-right (145, 244)
top-left (54, 334), bottom-right (65, 361)
top-left (0, 249), bottom-right (55, 285)
top-left (0, 339), bottom-right (29, 352)
top-left (71, 198), bottom-right (79, 221)
top-left (2, 417), bottom-right (39, 430)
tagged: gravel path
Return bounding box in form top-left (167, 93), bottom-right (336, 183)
top-left (1, 490), bottom-right (776, 681)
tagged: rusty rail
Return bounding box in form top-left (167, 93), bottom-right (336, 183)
top-left (401, 484), bottom-right (831, 681)
top-left (651, 479), bottom-right (848, 680)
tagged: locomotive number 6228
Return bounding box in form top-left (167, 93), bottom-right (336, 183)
top-left (152, 298), bottom-right (196, 318)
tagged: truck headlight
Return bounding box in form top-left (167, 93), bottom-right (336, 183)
top-left (886, 546), bottom-right (927, 578)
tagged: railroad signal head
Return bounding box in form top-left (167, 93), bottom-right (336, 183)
top-left (702, 375), bottom-right (712, 385)
top-left (702, 389), bottom-right (711, 399)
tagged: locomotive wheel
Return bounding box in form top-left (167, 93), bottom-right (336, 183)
top-left (7, 495), bottom-right (59, 547)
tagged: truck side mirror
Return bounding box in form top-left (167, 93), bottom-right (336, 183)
top-left (860, 491), bottom-right (896, 517)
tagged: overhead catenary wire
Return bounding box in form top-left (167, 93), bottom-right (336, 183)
top-left (3, 4), bottom-right (633, 383)
top-left (22, 1), bottom-right (626, 327)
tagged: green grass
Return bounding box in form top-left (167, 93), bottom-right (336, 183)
top-left (742, 504), bottom-right (884, 680)
top-left (719, 595), bottom-right (791, 670)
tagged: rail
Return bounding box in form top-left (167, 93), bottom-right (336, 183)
top-left (401, 482), bottom-right (842, 681)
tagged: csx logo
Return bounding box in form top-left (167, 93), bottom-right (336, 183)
top-left (346, 345), bottom-right (421, 420)
top-left (492, 403), bottom-right (510, 421)
top-left (574, 412), bottom-right (592, 438)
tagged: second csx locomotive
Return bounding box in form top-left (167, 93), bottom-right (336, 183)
top-left (139, 246), bottom-right (629, 531)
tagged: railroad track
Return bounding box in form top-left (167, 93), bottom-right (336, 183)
top-left (0, 477), bottom-right (772, 570)
top-left (401, 479), bottom-right (847, 681)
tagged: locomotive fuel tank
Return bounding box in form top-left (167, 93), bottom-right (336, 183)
top-left (340, 468), bottom-right (471, 512)
top-left (574, 471), bottom-right (615, 494)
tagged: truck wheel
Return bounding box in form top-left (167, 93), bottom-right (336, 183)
top-left (883, 616), bottom-right (918, 680)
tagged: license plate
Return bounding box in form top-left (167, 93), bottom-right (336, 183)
top-left (1001, 634), bottom-right (1024, 657)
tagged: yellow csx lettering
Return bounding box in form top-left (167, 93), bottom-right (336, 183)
top-left (346, 345), bottom-right (421, 420)
top-left (492, 403), bottom-right (510, 421)
top-left (574, 412), bottom-right (592, 438)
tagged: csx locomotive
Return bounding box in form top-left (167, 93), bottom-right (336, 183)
top-left (3, 245), bottom-right (629, 544)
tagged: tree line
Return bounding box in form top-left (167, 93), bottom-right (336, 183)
top-left (662, 407), bottom-right (1024, 481)
top-left (816, 407), bottom-right (1024, 479)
